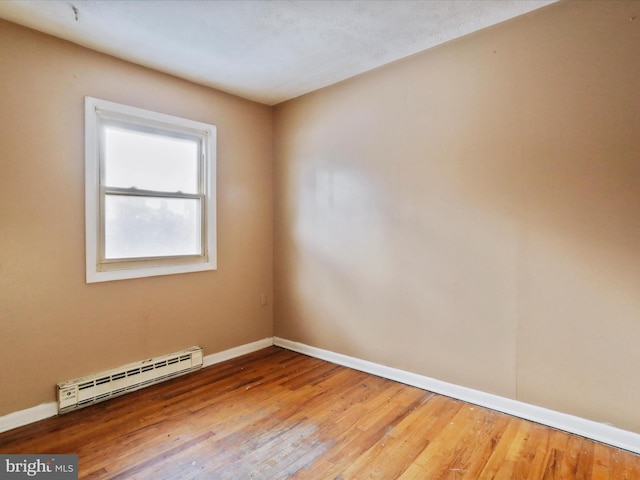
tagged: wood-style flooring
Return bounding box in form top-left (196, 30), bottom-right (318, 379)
top-left (0, 347), bottom-right (639, 479)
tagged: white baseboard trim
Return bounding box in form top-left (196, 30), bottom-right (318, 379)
top-left (0, 337), bottom-right (276, 434)
top-left (5, 337), bottom-right (638, 454)
top-left (0, 402), bottom-right (58, 434)
top-left (202, 337), bottom-right (274, 368)
top-left (274, 336), bottom-right (640, 455)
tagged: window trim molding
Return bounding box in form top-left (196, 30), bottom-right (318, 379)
top-left (85, 96), bottom-right (217, 283)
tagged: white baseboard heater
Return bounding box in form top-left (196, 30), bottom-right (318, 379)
top-left (57, 346), bottom-right (203, 414)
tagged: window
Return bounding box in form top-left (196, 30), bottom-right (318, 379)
top-left (85, 97), bottom-right (216, 283)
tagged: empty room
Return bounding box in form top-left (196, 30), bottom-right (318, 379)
top-left (1, 0), bottom-right (639, 478)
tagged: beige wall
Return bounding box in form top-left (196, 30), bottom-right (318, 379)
top-left (0, 20), bottom-right (273, 416)
top-left (274, 0), bottom-right (640, 433)
top-left (2, 1), bottom-right (640, 436)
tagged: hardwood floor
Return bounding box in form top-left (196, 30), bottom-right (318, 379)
top-left (1, 347), bottom-right (639, 479)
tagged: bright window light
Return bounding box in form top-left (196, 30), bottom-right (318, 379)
top-left (85, 97), bottom-right (217, 283)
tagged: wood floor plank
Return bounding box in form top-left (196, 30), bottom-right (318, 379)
top-left (452, 408), bottom-right (512, 479)
top-left (408, 402), bottom-right (493, 478)
top-left (0, 347), bottom-right (639, 479)
top-left (592, 442), bottom-right (615, 479)
top-left (516, 423), bottom-right (554, 480)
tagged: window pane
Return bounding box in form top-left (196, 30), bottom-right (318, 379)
top-left (104, 195), bottom-right (201, 259)
top-left (104, 127), bottom-right (199, 193)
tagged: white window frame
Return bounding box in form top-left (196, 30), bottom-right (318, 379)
top-left (85, 96), bottom-right (217, 283)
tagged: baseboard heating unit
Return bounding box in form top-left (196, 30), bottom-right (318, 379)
top-left (57, 346), bottom-right (203, 414)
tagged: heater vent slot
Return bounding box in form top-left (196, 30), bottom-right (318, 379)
top-left (57, 346), bottom-right (203, 414)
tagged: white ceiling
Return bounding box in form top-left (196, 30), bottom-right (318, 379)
top-left (0, 0), bottom-right (556, 105)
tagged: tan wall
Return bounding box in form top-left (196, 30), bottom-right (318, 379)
top-left (0, 20), bottom-right (273, 416)
top-left (3, 0), bottom-right (640, 435)
top-left (273, 1), bottom-right (640, 433)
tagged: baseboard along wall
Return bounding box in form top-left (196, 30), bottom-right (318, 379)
top-left (0, 338), bottom-right (273, 434)
top-left (272, 337), bottom-right (640, 455)
top-left (2, 336), bottom-right (639, 456)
